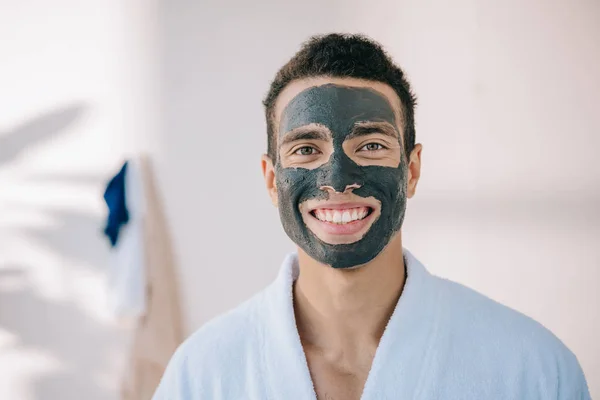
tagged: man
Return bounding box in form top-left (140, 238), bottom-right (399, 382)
top-left (153, 33), bottom-right (590, 399)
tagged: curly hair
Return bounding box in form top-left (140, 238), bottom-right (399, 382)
top-left (263, 33), bottom-right (417, 161)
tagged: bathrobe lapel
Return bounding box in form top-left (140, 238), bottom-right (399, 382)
top-left (263, 249), bottom-right (440, 400)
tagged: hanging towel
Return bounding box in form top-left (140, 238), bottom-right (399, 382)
top-left (152, 249), bottom-right (590, 400)
top-left (103, 162), bottom-right (129, 247)
top-left (103, 159), bottom-right (147, 318)
top-left (121, 155), bottom-right (184, 400)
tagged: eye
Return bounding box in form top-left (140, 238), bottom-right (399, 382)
top-left (294, 146), bottom-right (319, 156)
top-left (359, 143), bottom-right (386, 152)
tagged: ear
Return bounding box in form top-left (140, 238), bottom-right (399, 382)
top-left (406, 143), bottom-right (423, 199)
top-left (261, 154), bottom-right (278, 207)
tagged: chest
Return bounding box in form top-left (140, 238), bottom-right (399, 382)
top-left (304, 349), bottom-right (373, 400)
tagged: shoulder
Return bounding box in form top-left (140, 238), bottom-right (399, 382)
top-left (432, 276), bottom-right (589, 398)
top-left (434, 276), bottom-right (567, 350)
top-left (152, 290), bottom-right (269, 399)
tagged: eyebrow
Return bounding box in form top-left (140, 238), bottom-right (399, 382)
top-left (346, 121), bottom-right (400, 140)
top-left (280, 125), bottom-right (332, 147)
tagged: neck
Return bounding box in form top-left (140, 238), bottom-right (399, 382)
top-left (293, 233), bottom-right (406, 359)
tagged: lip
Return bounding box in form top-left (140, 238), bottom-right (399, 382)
top-left (300, 195), bottom-right (381, 244)
top-left (308, 202), bottom-right (374, 211)
top-left (307, 202), bottom-right (375, 236)
top-left (309, 211), bottom-right (375, 235)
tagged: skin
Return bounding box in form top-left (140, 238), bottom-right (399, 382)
top-left (261, 77), bottom-right (423, 400)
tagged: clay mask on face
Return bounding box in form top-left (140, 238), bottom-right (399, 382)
top-left (276, 84), bottom-right (408, 269)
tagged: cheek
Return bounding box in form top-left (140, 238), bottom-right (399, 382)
top-left (360, 164), bottom-right (406, 193)
top-left (275, 168), bottom-right (307, 201)
top-left (276, 167), bottom-right (329, 208)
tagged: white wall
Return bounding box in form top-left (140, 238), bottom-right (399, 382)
top-left (1, 1), bottom-right (598, 399)
top-left (0, 1), bottom-right (159, 399)
top-left (158, 0), bottom-right (599, 397)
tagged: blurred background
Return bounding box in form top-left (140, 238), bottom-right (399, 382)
top-left (1, 0), bottom-right (598, 399)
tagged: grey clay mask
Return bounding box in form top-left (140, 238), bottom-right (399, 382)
top-left (275, 84), bottom-right (408, 269)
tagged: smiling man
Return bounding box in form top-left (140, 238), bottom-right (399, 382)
top-left (153, 34), bottom-right (590, 400)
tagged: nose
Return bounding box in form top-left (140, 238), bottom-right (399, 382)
top-left (319, 183), bottom-right (361, 194)
top-left (316, 152), bottom-right (363, 193)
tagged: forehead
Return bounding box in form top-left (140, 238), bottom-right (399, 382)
top-left (274, 77), bottom-right (404, 134)
top-left (280, 84), bottom-right (397, 135)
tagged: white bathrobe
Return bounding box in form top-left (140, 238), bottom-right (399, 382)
top-left (153, 249), bottom-right (590, 399)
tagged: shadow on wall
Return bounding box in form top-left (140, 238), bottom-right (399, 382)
top-left (0, 269), bottom-right (116, 400)
top-left (0, 105), bottom-right (86, 164)
top-left (0, 105), bottom-right (125, 400)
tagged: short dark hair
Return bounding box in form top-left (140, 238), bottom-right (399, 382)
top-left (263, 33), bottom-right (417, 162)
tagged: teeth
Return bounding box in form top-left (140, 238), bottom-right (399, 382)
top-left (333, 211), bottom-right (342, 223)
top-left (312, 207), bottom-right (371, 224)
top-left (342, 211), bottom-right (351, 223)
top-left (315, 209), bottom-right (326, 221)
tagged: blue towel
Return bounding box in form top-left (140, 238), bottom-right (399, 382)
top-left (103, 161), bottom-right (129, 247)
top-left (152, 249), bottom-right (590, 399)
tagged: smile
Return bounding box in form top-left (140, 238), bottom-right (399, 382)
top-left (310, 206), bottom-right (374, 224)
top-left (302, 200), bottom-right (380, 243)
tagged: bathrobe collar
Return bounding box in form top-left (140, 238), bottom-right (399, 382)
top-left (262, 248), bottom-right (440, 400)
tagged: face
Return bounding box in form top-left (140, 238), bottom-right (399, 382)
top-left (267, 78), bottom-right (412, 269)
